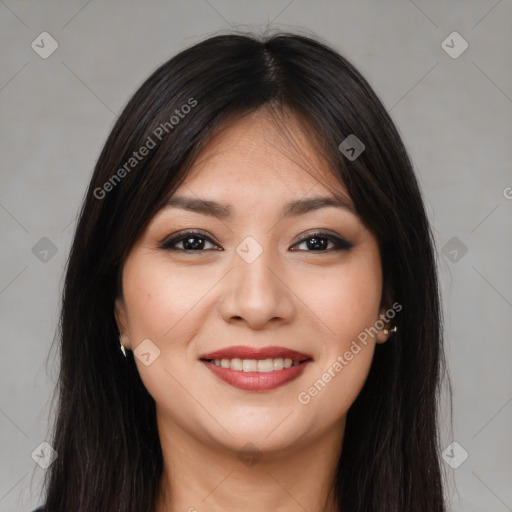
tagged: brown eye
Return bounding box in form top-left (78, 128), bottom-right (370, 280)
top-left (291, 232), bottom-right (353, 252)
top-left (161, 230), bottom-right (222, 252)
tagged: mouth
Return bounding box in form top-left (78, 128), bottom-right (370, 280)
top-left (199, 346), bottom-right (313, 391)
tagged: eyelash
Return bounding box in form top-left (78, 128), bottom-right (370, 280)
top-left (160, 229), bottom-right (353, 253)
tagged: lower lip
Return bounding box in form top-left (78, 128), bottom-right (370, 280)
top-left (202, 360), bottom-right (311, 391)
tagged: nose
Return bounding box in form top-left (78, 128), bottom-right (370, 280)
top-left (218, 244), bottom-right (296, 330)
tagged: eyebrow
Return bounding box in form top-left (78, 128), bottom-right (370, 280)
top-left (164, 195), bottom-right (356, 219)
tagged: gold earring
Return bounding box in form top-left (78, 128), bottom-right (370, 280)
top-left (119, 333), bottom-right (128, 357)
top-left (383, 326), bottom-right (397, 335)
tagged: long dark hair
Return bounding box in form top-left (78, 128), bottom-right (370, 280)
top-left (42, 32), bottom-right (448, 511)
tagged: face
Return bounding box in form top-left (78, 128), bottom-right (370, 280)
top-left (115, 110), bottom-right (391, 455)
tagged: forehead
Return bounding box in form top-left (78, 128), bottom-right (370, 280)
top-left (179, 109), bottom-right (348, 200)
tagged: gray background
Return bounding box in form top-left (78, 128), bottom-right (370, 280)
top-left (1, 1), bottom-right (511, 511)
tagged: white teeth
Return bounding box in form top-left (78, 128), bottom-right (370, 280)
top-left (257, 359), bottom-right (274, 372)
top-left (231, 358), bottom-right (243, 371)
top-left (273, 358), bottom-right (284, 370)
top-left (209, 357), bottom-right (305, 372)
top-left (243, 359), bottom-right (257, 372)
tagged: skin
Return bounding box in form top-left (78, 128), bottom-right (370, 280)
top-left (115, 110), bottom-right (391, 512)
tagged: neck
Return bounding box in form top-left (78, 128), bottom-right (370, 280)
top-left (154, 411), bottom-right (344, 512)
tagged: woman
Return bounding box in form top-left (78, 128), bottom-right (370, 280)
top-left (35, 32), bottom-right (448, 511)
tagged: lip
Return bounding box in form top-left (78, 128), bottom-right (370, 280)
top-left (200, 345), bottom-right (312, 362)
top-left (199, 345), bottom-right (313, 392)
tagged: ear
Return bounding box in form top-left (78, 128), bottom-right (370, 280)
top-left (375, 305), bottom-right (392, 345)
top-left (376, 281), bottom-right (396, 344)
top-left (114, 297), bottom-right (131, 350)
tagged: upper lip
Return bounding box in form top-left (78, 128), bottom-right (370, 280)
top-left (200, 345), bottom-right (312, 362)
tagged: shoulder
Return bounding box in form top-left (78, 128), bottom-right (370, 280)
top-left (31, 507), bottom-right (45, 512)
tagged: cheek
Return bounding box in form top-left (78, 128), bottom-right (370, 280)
top-left (122, 254), bottom-right (215, 343)
top-left (298, 345), bottom-right (375, 435)
top-left (296, 255), bottom-right (382, 348)
top-left (120, 254), bottom-right (221, 403)
top-left (293, 253), bottom-right (382, 417)
top-left (120, 256), bottom-right (210, 425)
